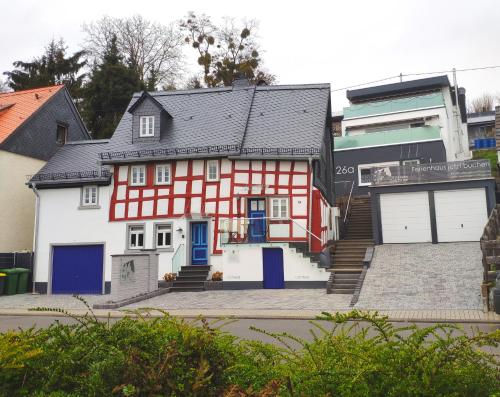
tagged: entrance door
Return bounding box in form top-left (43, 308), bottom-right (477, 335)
top-left (263, 248), bottom-right (284, 289)
top-left (248, 198), bottom-right (266, 243)
top-left (52, 245), bottom-right (104, 294)
top-left (191, 222), bottom-right (208, 265)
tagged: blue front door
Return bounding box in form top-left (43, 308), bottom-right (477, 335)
top-left (191, 222), bottom-right (208, 265)
top-left (263, 248), bottom-right (285, 289)
top-left (52, 245), bottom-right (104, 294)
top-left (248, 199), bottom-right (266, 243)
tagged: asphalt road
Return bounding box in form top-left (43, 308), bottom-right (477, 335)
top-left (0, 315), bottom-right (498, 345)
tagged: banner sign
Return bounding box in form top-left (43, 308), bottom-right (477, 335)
top-left (370, 159), bottom-right (491, 186)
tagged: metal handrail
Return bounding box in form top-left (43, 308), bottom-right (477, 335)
top-left (171, 244), bottom-right (185, 275)
top-left (343, 180), bottom-right (355, 224)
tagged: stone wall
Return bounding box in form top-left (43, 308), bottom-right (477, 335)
top-left (110, 251), bottom-right (158, 301)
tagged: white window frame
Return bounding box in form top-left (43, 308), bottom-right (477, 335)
top-left (206, 160), bottom-right (219, 182)
top-left (139, 116), bottom-right (155, 137)
top-left (154, 223), bottom-right (173, 249)
top-left (128, 224), bottom-right (145, 250)
top-left (270, 197), bottom-right (289, 219)
top-left (358, 161), bottom-right (399, 186)
top-left (402, 159), bottom-right (420, 166)
top-left (130, 165), bottom-right (146, 186)
top-left (80, 185), bottom-right (99, 208)
top-left (155, 164), bottom-right (171, 185)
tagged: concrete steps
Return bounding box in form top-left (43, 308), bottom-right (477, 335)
top-left (171, 265), bottom-right (210, 292)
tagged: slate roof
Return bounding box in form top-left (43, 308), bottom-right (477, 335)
top-left (0, 85), bottom-right (63, 143)
top-left (346, 76), bottom-right (450, 103)
top-left (31, 83), bottom-right (331, 185)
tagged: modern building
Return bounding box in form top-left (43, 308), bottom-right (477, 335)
top-left (29, 81), bottom-right (336, 294)
top-left (0, 85), bottom-right (89, 252)
top-left (333, 76), bottom-right (470, 197)
top-left (467, 111), bottom-right (495, 149)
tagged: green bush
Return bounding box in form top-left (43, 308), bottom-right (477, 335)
top-left (0, 300), bottom-right (498, 397)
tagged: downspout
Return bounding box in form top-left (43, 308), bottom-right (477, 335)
top-left (308, 156), bottom-right (313, 252)
top-left (30, 182), bottom-right (40, 294)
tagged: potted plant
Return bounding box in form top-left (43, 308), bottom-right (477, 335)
top-left (0, 273), bottom-right (5, 295)
top-left (205, 271), bottom-right (223, 290)
top-left (161, 273), bottom-right (176, 289)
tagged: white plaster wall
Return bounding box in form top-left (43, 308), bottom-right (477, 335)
top-left (221, 243), bottom-right (329, 282)
top-left (34, 184), bottom-right (192, 286)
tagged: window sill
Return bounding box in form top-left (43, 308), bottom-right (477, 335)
top-left (155, 247), bottom-right (174, 252)
top-left (78, 205), bottom-right (101, 210)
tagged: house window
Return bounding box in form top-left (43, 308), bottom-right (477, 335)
top-left (130, 165), bottom-right (146, 186)
top-left (81, 185), bottom-right (98, 207)
top-left (128, 225), bottom-right (145, 249)
top-left (155, 164), bottom-right (171, 185)
top-left (358, 161), bottom-right (399, 186)
top-left (206, 160), bottom-right (219, 181)
top-left (155, 223), bottom-right (172, 249)
top-left (402, 159), bottom-right (420, 166)
top-left (56, 124), bottom-right (68, 145)
top-left (270, 197), bottom-right (289, 219)
top-left (139, 116), bottom-right (154, 137)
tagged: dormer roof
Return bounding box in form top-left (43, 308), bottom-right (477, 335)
top-left (127, 91), bottom-right (172, 118)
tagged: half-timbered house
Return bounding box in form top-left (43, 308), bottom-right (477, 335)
top-left (29, 80), bottom-right (336, 294)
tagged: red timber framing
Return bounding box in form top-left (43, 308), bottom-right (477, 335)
top-left (110, 159), bottom-right (330, 254)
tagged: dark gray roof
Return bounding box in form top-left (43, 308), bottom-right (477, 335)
top-left (32, 83), bottom-right (331, 186)
top-left (347, 75), bottom-right (450, 103)
top-left (30, 140), bottom-right (111, 187)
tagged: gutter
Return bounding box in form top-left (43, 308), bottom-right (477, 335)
top-left (30, 183), bottom-right (40, 294)
top-left (307, 156), bottom-right (313, 252)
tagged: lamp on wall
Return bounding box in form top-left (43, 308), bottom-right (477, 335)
top-left (176, 227), bottom-right (185, 239)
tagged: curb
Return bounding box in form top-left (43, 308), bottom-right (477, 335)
top-left (0, 309), bottom-right (499, 324)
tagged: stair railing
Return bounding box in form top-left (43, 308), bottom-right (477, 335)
top-left (172, 244), bottom-right (185, 276)
top-left (343, 180), bottom-right (355, 224)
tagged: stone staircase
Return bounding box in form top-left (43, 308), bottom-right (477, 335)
top-left (170, 265), bottom-right (210, 292)
top-left (327, 197), bottom-right (374, 294)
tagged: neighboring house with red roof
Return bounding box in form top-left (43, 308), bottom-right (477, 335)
top-left (0, 85), bottom-right (89, 252)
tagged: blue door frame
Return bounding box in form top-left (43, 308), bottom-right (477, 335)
top-left (191, 222), bottom-right (208, 265)
top-left (248, 198), bottom-right (266, 243)
top-left (263, 248), bottom-right (285, 289)
top-left (52, 245), bottom-right (104, 294)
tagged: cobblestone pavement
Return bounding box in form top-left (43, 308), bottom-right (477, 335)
top-left (125, 289), bottom-right (352, 310)
top-left (355, 243), bottom-right (483, 310)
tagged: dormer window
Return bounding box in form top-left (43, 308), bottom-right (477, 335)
top-left (56, 123), bottom-right (68, 145)
top-left (139, 116), bottom-right (154, 137)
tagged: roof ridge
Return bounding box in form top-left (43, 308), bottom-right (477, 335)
top-left (237, 86), bottom-right (257, 154)
top-left (0, 85), bottom-right (64, 97)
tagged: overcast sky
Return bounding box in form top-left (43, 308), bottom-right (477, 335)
top-left (1, 0), bottom-right (500, 110)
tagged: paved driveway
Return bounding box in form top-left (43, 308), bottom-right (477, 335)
top-left (355, 243), bottom-right (483, 310)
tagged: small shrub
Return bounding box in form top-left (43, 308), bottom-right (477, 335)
top-left (0, 299), bottom-right (498, 396)
top-left (212, 271), bottom-right (223, 281)
top-left (163, 272), bottom-right (176, 282)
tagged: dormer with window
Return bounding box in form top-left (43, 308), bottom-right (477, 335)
top-left (128, 91), bottom-right (172, 143)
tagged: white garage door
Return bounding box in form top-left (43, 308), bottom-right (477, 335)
top-left (380, 192), bottom-right (432, 243)
top-left (434, 189), bottom-right (488, 242)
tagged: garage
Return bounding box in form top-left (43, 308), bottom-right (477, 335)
top-left (380, 192), bottom-right (432, 243)
top-left (51, 245), bottom-right (104, 294)
top-left (435, 189), bottom-right (488, 242)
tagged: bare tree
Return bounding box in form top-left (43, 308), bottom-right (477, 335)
top-left (82, 15), bottom-right (184, 89)
top-left (467, 93), bottom-right (495, 113)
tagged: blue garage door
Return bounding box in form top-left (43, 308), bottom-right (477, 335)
top-left (263, 248), bottom-right (284, 289)
top-left (52, 245), bottom-right (104, 294)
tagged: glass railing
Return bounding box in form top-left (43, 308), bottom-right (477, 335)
top-left (172, 244), bottom-right (184, 275)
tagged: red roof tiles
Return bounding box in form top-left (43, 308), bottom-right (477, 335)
top-left (0, 85), bottom-right (64, 144)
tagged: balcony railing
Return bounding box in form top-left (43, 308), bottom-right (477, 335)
top-left (370, 159), bottom-right (492, 187)
top-left (218, 217), bottom-right (321, 245)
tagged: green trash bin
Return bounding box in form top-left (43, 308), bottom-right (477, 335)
top-left (16, 268), bottom-right (31, 294)
top-left (0, 269), bottom-right (20, 295)
top-left (0, 273), bottom-right (6, 295)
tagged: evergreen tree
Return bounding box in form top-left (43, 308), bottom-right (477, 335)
top-left (82, 35), bottom-right (143, 139)
top-left (3, 39), bottom-right (86, 98)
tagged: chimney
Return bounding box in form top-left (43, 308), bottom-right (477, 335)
top-left (232, 73), bottom-right (251, 89)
